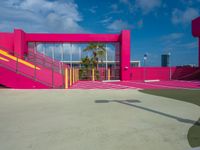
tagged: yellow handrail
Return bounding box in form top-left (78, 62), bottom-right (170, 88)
top-left (0, 49), bottom-right (40, 70)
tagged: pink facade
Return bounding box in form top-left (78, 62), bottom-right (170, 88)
top-left (0, 29), bottom-right (131, 81)
top-left (192, 17), bottom-right (200, 67)
top-left (131, 67), bottom-right (176, 81)
top-left (131, 66), bottom-right (200, 81)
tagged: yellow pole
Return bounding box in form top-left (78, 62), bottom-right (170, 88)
top-left (70, 68), bottom-right (72, 86)
top-left (65, 68), bottom-right (68, 89)
top-left (74, 69), bottom-right (76, 82)
top-left (75, 69), bottom-right (78, 82)
top-left (108, 68), bottom-right (110, 80)
top-left (77, 69), bottom-right (79, 81)
top-left (73, 68), bottom-right (75, 84)
top-left (92, 68), bottom-right (95, 81)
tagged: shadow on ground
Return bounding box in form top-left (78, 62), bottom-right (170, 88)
top-left (95, 98), bottom-right (200, 148)
top-left (95, 99), bottom-right (199, 126)
top-left (139, 89), bottom-right (200, 148)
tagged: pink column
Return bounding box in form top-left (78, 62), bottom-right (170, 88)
top-left (120, 30), bottom-right (131, 81)
top-left (14, 29), bottom-right (25, 58)
top-left (199, 38), bottom-right (200, 67)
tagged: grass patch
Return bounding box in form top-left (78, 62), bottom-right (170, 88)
top-left (140, 89), bottom-right (200, 148)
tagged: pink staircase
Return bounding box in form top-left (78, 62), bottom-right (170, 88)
top-left (0, 47), bottom-right (66, 89)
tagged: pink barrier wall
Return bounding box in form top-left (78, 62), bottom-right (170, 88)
top-left (131, 67), bottom-right (176, 81)
top-left (0, 33), bottom-right (14, 53)
top-left (0, 67), bottom-right (49, 89)
top-left (131, 67), bottom-right (200, 81)
top-left (192, 17), bottom-right (200, 67)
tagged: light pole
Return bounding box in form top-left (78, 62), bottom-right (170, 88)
top-left (168, 52), bottom-right (171, 80)
top-left (143, 53), bottom-right (148, 82)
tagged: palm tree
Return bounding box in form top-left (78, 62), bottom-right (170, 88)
top-left (81, 56), bottom-right (90, 68)
top-left (83, 43), bottom-right (106, 69)
top-left (80, 56), bottom-right (91, 80)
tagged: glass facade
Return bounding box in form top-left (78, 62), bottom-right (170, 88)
top-left (28, 42), bottom-right (120, 80)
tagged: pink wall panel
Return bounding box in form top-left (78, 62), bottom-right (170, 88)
top-left (25, 33), bottom-right (120, 42)
top-left (0, 33), bottom-right (14, 53)
top-left (0, 67), bottom-right (49, 89)
top-left (121, 30), bottom-right (131, 80)
top-left (192, 17), bottom-right (200, 37)
top-left (192, 17), bottom-right (200, 67)
top-left (131, 67), bottom-right (176, 81)
top-left (131, 67), bottom-right (200, 81)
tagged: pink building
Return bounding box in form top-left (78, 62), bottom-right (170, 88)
top-left (0, 29), bottom-right (131, 88)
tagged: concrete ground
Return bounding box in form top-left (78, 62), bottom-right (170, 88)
top-left (0, 89), bottom-right (199, 150)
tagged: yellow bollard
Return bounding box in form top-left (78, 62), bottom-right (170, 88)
top-left (70, 68), bottom-right (72, 86)
top-left (72, 68), bottom-right (75, 84)
top-left (65, 68), bottom-right (68, 89)
top-left (108, 68), bottom-right (111, 80)
top-left (74, 69), bottom-right (76, 82)
top-left (77, 69), bottom-right (79, 81)
top-left (92, 68), bottom-right (95, 81)
top-left (75, 69), bottom-right (78, 82)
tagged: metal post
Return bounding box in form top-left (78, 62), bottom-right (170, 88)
top-left (105, 44), bottom-right (108, 80)
top-left (61, 43), bottom-right (64, 61)
top-left (34, 48), bottom-right (36, 80)
top-left (168, 52), bottom-right (171, 80)
top-left (92, 68), bottom-right (95, 81)
top-left (108, 68), bottom-right (110, 80)
top-left (70, 68), bottom-right (72, 86)
top-left (143, 54), bottom-right (147, 82)
top-left (52, 44), bottom-right (55, 60)
top-left (52, 61), bottom-right (54, 88)
top-left (65, 68), bottom-right (68, 89)
top-left (70, 44), bottom-right (73, 68)
top-left (16, 53), bottom-right (19, 73)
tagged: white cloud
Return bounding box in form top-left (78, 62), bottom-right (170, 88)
top-left (161, 33), bottom-right (184, 41)
top-left (106, 19), bottom-right (133, 32)
top-left (100, 17), bottom-right (113, 24)
top-left (135, 0), bottom-right (161, 14)
top-left (172, 8), bottom-right (199, 25)
top-left (0, 0), bottom-right (85, 33)
top-left (89, 6), bottom-right (98, 14)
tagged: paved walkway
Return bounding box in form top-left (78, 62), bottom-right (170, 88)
top-left (71, 80), bottom-right (200, 89)
top-left (0, 89), bottom-right (199, 150)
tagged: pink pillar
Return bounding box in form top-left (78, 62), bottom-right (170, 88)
top-left (199, 38), bottom-right (200, 67)
top-left (14, 29), bottom-right (25, 58)
top-left (120, 30), bottom-right (131, 81)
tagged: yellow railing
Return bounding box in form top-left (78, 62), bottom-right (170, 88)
top-left (64, 67), bottom-right (113, 89)
top-left (0, 49), bottom-right (40, 70)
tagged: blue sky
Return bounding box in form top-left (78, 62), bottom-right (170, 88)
top-left (0, 0), bottom-right (199, 66)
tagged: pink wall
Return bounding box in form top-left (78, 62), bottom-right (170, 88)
top-left (192, 17), bottom-right (200, 37)
top-left (131, 67), bottom-right (200, 81)
top-left (131, 67), bottom-right (176, 81)
top-left (0, 67), bottom-right (49, 89)
top-left (0, 33), bottom-right (14, 53)
top-left (121, 30), bottom-right (131, 80)
top-left (192, 17), bottom-right (200, 67)
top-left (25, 33), bottom-right (120, 42)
